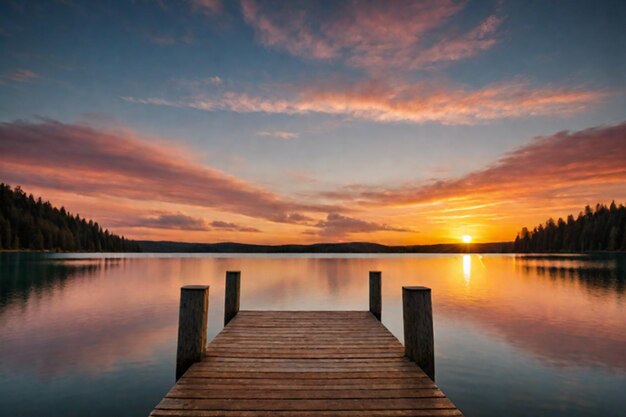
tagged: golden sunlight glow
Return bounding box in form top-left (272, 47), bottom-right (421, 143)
top-left (462, 254), bottom-right (472, 283)
top-left (462, 235), bottom-right (472, 243)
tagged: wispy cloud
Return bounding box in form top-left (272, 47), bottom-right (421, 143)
top-left (409, 15), bottom-right (503, 68)
top-left (256, 130), bottom-right (298, 140)
top-left (240, 0), bottom-right (502, 71)
top-left (321, 122), bottom-right (626, 208)
top-left (0, 119), bottom-right (337, 224)
top-left (173, 76), bottom-right (223, 87)
top-left (210, 220), bottom-right (260, 233)
top-left (1, 69), bottom-right (39, 84)
top-left (2, 119), bottom-right (623, 243)
top-left (110, 212), bottom-right (261, 232)
top-left (311, 213), bottom-right (414, 238)
top-left (144, 29), bottom-right (196, 46)
top-left (122, 212), bottom-right (210, 231)
top-left (146, 34), bottom-right (177, 45)
top-left (190, 0), bottom-right (222, 15)
top-left (124, 79), bottom-right (606, 125)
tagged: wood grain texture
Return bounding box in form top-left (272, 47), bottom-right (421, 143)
top-left (154, 310), bottom-right (461, 417)
top-left (403, 287), bottom-right (435, 381)
top-left (175, 285), bottom-right (209, 381)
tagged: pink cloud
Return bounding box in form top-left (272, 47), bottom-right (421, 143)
top-left (409, 15), bottom-right (503, 68)
top-left (1, 69), bottom-right (39, 83)
top-left (0, 119), bottom-right (338, 224)
top-left (124, 79), bottom-right (606, 125)
top-left (240, 0), bottom-right (501, 70)
top-left (321, 122), bottom-right (626, 207)
top-left (255, 130), bottom-right (298, 140)
top-left (190, 0), bottom-right (222, 14)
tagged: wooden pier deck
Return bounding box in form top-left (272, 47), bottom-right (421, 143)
top-left (149, 272), bottom-right (463, 417)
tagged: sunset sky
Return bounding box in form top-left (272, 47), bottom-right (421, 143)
top-left (1, 0), bottom-right (625, 244)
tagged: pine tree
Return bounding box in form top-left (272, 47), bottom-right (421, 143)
top-left (514, 202), bottom-right (626, 253)
top-left (0, 183), bottom-right (140, 252)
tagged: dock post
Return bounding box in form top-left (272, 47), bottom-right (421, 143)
top-left (402, 286), bottom-right (435, 381)
top-left (176, 285), bottom-right (209, 380)
top-left (224, 271), bottom-right (241, 326)
top-left (369, 271), bottom-right (382, 321)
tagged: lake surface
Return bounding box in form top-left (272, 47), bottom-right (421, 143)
top-left (0, 253), bottom-right (625, 417)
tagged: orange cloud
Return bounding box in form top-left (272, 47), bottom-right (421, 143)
top-left (1, 119), bottom-right (624, 244)
top-left (240, 0), bottom-right (501, 70)
top-left (312, 122), bottom-right (626, 243)
top-left (0, 119), bottom-right (337, 224)
top-left (124, 79), bottom-right (605, 125)
top-left (322, 122), bottom-right (626, 207)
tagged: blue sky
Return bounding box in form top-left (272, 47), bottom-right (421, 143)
top-left (1, 0), bottom-right (625, 244)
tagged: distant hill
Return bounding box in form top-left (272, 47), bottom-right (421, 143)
top-left (0, 183), bottom-right (139, 252)
top-left (513, 202), bottom-right (626, 252)
top-left (137, 240), bottom-right (513, 253)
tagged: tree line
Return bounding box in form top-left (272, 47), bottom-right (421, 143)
top-left (513, 202), bottom-right (626, 252)
top-left (0, 183), bottom-right (140, 251)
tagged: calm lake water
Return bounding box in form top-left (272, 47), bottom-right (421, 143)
top-left (0, 253), bottom-right (625, 416)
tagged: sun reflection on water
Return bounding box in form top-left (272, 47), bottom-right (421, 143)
top-left (463, 254), bottom-right (472, 283)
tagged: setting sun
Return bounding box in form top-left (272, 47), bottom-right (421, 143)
top-left (462, 235), bottom-right (473, 244)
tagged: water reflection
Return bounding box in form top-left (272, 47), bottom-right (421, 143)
top-left (0, 253), bottom-right (624, 417)
top-left (516, 254), bottom-right (626, 294)
top-left (463, 254), bottom-right (471, 283)
top-left (0, 253), bottom-right (125, 308)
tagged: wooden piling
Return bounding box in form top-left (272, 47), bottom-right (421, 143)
top-left (402, 286), bottom-right (435, 381)
top-left (152, 275), bottom-right (464, 416)
top-left (369, 271), bottom-right (382, 321)
top-left (175, 285), bottom-right (209, 380)
top-left (224, 271), bottom-right (241, 326)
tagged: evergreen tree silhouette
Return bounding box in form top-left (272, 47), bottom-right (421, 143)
top-left (0, 183), bottom-right (140, 252)
top-left (513, 202), bottom-right (626, 253)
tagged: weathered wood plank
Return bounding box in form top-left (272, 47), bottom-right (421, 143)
top-left (152, 310), bottom-right (462, 417)
top-left (166, 388), bottom-right (445, 399)
top-left (183, 370), bottom-right (429, 379)
top-left (155, 397), bottom-right (457, 411)
top-left (151, 410), bottom-right (463, 417)
top-left (175, 380), bottom-right (438, 390)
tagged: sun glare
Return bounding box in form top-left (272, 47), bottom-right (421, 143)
top-left (462, 235), bottom-right (472, 243)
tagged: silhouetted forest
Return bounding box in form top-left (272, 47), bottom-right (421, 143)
top-left (514, 202), bottom-right (626, 252)
top-left (0, 183), bottom-right (139, 251)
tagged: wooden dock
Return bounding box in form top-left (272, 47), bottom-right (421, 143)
top-left (150, 272), bottom-right (463, 417)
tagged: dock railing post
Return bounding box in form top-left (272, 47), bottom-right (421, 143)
top-left (369, 271), bottom-right (382, 321)
top-left (176, 285), bottom-right (209, 380)
top-left (402, 286), bottom-right (435, 381)
top-left (224, 271), bottom-right (241, 326)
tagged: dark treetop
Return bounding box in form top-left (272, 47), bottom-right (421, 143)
top-left (0, 183), bottom-right (139, 252)
top-left (513, 202), bottom-right (626, 253)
